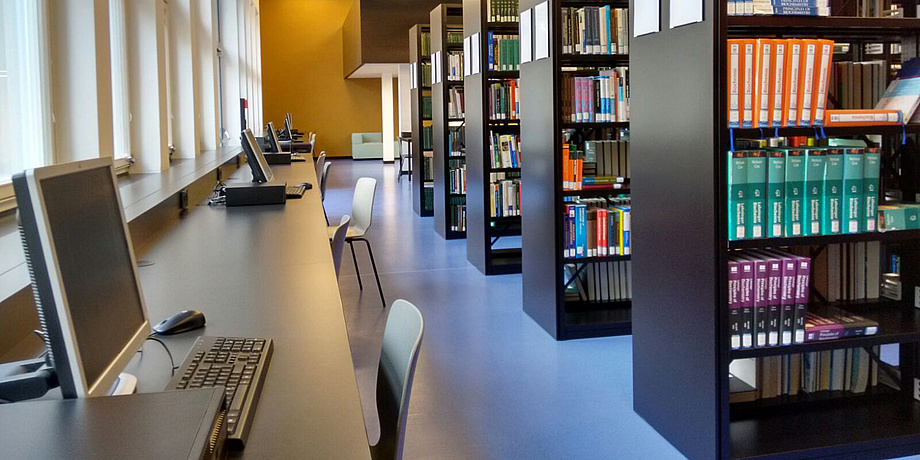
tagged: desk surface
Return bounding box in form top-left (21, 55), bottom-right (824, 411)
top-left (125, 160), bottom-right (371, 459)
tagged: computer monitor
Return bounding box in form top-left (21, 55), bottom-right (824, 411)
top-left (282, 117), bottom-right (294, 141)
top-left (241, 128), bottom-right (273, 183)
top-left (265, 121), bottom-right (285, 154)
top-left (12, 158), bottom-right (152, 398)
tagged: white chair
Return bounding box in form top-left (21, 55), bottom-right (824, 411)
top-left (330, 215), bottom-right (350, 278)
top-left (368, 299), bottom-right (424, 460)
top-left (315, 152), bottom-right (326, 183)
top-left (321, 162), bottom-right (332, 225)
top-left (327, 177), bottom-right (385, 306)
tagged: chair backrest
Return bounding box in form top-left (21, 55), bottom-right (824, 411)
top-left (330, 215), bottom-right (350, 278)
top-left (370, 300), bottom-right (424, 460)
top-left (314, 153), bottom-right (326, 183)
top-left (351, 177), bottom-right (376, 236)
top-left (320, 162), bottom-right (331, 202)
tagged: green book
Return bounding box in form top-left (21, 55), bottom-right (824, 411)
top-left (804, 148), bottom-right (827, 236)
top-left (784, 148), bottom-right (806, 237)
top-left (879, 205), bottom-right (907, 230)
top-left (863, 147), bottom-right (881, 232)
top-left (766, 150), bottom-right (786, 238)
top-left (906, 204), bottom-right (920, 230)
top-left (747, 150), bottom-right (768, 239)
top-left (729, 150), bottom-right (748, 241)
top-left (842, 148), bottom-right (864, 234)
top-left (822, 148), bottom-right (844, 235)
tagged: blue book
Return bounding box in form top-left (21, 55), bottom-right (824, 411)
top-left (576, 204), bottom-right (587, 257)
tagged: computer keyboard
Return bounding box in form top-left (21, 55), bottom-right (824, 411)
top-left (168, 336), bottom-right (273, 449)
top-left (291, 153), bottom-right (307, 162)
top-left (286, 184), bottom-right (307, 198)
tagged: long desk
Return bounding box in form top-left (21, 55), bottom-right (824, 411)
top-left (124, 160), bottom-right (371, 459)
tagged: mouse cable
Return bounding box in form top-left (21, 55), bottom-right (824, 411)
top-left (143, 335), bottom-right (177, 376)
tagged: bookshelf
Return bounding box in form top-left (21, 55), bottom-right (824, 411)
top-left (520, 0), bottom-right (632, 339)
top-left (431, 4), bottom-right (467, 239)
top-left (630, 2), bottom-right (920, 459)
top-left (409, 24), bottom-right (434, 217)
top-left (463, 0), bottom-right (523, 275)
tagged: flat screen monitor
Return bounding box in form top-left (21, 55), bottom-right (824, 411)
top-left (282, 118), bottom-right (293, 141)
top-left (265, 121), bottom-right (285, 154)
top-left (241, 128), bottom-right (273, 183)
top-left (12, 158), bottom-right (152, 398)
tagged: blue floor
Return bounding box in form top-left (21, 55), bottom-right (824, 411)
top-left (324, 158), bottom-right (920, 460)
top-left (324, 159), bottom-right (685, 459)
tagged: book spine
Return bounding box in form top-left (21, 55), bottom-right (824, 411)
top-left (864, 148), bottom-right (881, 232)
top-left (576, 204), bottom-right (587, 257)
top-left (798, 41), bottom-right (817, 126)
top-left (753, 259), bottom-right (769, 348)
top-left (785, 148), bottom-right (805, 237)
top-left (823, 149), bottom-right (844, 235)
top-left (729, 40), bottom-right (741, 128)
top-left (742, 40), bottom-right (755, 128)
top-left (778, 255), bottom-right (797, 346)
top-left (793, 256), bottom-right (811, 344)
top-left (739, 259), bottom-right (755, 349)
top-left (728, 150), bottom-right (748, 240)
top-left (747, 150), bottom-right (767, 239)
top-left (804, 148), bottom-right (827, 236)
top-left (812, 40), bottom-right (833, 126)
top-left (764, 258), bottom-right (782, 347)
top-left (755, 39), bottom-right (772, 128)
top-left (729, 260), bottom-right (742, 350)
top-left (766, 150), bottom-right (786, 238)
top-left (770, 40), bottom-right (786, 127)
top-left (842, 148), bottom-right (865, 234)
top-left (784, 40), bottom-right (802, 127)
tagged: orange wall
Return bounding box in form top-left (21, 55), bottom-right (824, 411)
top-left (261, 0), bottom-right (395, 158)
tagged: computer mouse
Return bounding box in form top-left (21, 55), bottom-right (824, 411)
top-left (299, 182), bottom-right (313, 190)
top-left (153, 310), bottom-right (206, 335)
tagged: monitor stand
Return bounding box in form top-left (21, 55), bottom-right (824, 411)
top-left (108, 373), bottom-right (138, 396)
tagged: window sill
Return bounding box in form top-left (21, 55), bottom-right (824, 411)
top-left (0, 146), bottom-right (242, 303)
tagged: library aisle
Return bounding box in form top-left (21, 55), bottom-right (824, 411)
top-left (322, 159), bottom-right (683, 459)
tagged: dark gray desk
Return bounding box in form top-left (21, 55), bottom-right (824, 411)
top-left (124, 160), bottom-right (371, 459)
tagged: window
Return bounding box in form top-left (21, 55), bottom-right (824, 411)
top-left (0, 0), bottom-right (52, 182)
top-left (109, 0), bottom-right (131, 160)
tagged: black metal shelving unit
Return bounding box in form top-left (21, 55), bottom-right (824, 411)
top-left (410, 23), bottom-right (434, 217)
top-left (630, 2), bottom-right (920, 458)
top-left (463, 0), bottom-right (523, 275)
top-left (431, 4), bottom-right (467, 239)
top-left (520, 0), bottom-right (632, 340)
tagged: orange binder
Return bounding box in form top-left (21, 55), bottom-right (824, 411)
top-left (824, 109), bottom-right (902, 127)
top-left (753, 39), bottom-right (774, 128)
top-left (740, 39), bottom-right (756, 128)
top-left (768, 39), bottom-right (786, 127)
top-left (797, 40), bottom-right (819, 126)
top-left (728, 39), bottom-right (742, 128)
top-left (782, 39), bottom-right (804, 127)
top-left (811, 39), bottom-right (835, 126)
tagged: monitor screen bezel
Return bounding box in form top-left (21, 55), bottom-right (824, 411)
top-left (266, 121), bottom-right (285, 153)
top-left (241, 129), bottom-right (273, 183)
top-left (16, 158), bottom-right (152, 398)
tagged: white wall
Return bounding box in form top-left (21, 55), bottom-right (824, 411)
top-left (168, 0), bottom-right (201, 159)
top-left (126, 0), bottom-right (169, 172)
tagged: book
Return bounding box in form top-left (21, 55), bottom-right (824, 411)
top-left (797, 40), bottom-right (818, 126)
top-left (729, 150), bottom-right (748, 240)
top-left (791, 253), bottom-right (811, 344)
top-left (875, 57), bottom-right (920, 122)
top-left (747, 149), bottom-right (767, 239)
top-left (804, 147), bottom-right (827, 236)
top-left (784, 147), bottom-right (807, 237)
top-left (804, 306), bottom-right (879, 341)
top-left (729, 260), bottom-right (743, 349)
top-left (754, 39), bottom-right (774, 128)
top-left (822, 148), bottom-right (844, 235)
top-left (783, 39), bottom-right (803, 127)
top-left (774, 251), bottom-right (798, 346)
top-left (769, 39), bottom-right (787, 127)
top-left (825, 109), bottom-right (903, 126)
top-left (729, 40), bottom-right (743, 128)
top-left (863, 147), bottom-right (881, 232)
top-left (842, 148), bottom-right (865, 234)
top-left (812, 39), bottom-right (834, 126)
top-left (766, 149), bottom-right (786, 238)
top-left (741, 39), bottom-right (756, 128)
top-left (733, 256), bottom-right (756, 349)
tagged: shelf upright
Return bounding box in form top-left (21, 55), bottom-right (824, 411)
top-left (630, 2), bottom-right (920, 459)
top-left (463, 0), bottom-right (523, 275)
top-left (431, 4), bottom-right (467, 239)
top-left (520, 0), bottom-right (632, 340)
top-left (409, 24), bottom-right (435, 217)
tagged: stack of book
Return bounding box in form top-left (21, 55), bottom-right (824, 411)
top-left (729, 346), bottom-right (881, 403)
top-left (488, 80), bottom-right (520, 120)
top-left (728, 38), bottom-right (834, 128)
top-left (422, 95), bottom-right (432, 119)
top-left (562, 140), bottom-right (629, 191)
top-left (728, 138), bottom-right (881, 240)
top-left (450, 165), bottom-right (467, 194)
top-left (449, 127), bottom-right (465, 157)
top-left (831, 60), bottom-right (888, 110)
top-left (449, 198), bottom-right (467, 232)
top-left (560, 6), bottom-right (628, 55)
top-left (487, 0), bottom-right (519, 22)
top-left (489, 132), bottom-right (521, 168)
top-left (563, 260), bottom-right (632, 303)
top-left (421, 32), bottom-right (431, 55)
top-left (421, 63), bottom-right (432, 87)
top-left (422, 125), bottom-right (433, 150)
top-left (878, 202), bottom-right (920, 230)
top-left (448, 87), bottom-right (465, 118)
top-left (490, 174), bottom-right (521, 217)
top-left (562, 68), bottom-right (628, 123)
top-left (447, 51), bottom-right (463, 82)
top-left (487, 33), bottom-right (520, 71)
top-left (423, 186), bottom-right (434, 210)
top-left (563, 197), bottom-right (631, 258)
top-left (447, 30), bottom-right (464, 45)
top-left (729, 0), bottom-right (830, 16)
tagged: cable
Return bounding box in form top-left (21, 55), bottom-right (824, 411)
top-left (144, 335), bottom-right (177, 376)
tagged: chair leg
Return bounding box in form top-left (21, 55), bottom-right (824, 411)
top-left (323, 206), bottom-right (329, 225)
top-left (348, 240), bottom-right (363, 290)
top-left (358, 238), bottom-right (385, 307)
